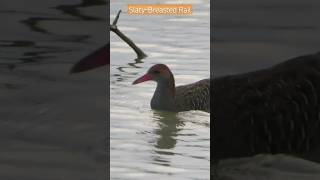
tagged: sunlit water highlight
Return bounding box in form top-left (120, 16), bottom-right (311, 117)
top-left (110, 0), bottom-right (210, 179)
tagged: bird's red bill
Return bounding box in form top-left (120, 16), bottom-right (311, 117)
top-left (70, 44), bottom-right (109, 73)
top-left (132, 74), bottom-right (153, 84)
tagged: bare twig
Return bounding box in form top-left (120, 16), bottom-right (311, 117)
top-left (112, 10), bottom-right (121, 26)
top-left (110, 10), bottom-right (147, 59)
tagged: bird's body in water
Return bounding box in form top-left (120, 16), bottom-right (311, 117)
top-left (71, 44), bottom-right (320, 162)
top-left (133, 64), bottom-right (210, 112)
top-left (213, 52), bottom-right (320, 162)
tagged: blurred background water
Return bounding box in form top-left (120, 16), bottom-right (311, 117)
top-left (214, 0), bottom-right (320, 77)
top-left (0, 0), bottom-right (108, 179)
top-left (110, 0), bottom-right (210, 179)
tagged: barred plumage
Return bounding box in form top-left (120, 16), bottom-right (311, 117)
top-left (214, 52), bottom-right (320, 162)
top-left (133, 64), bottom-right (210, 112)
top-left (175, 79), bottom-right (210, 112)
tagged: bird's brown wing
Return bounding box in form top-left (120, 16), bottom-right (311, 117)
top-left (213, 52), bottom-right (320, 160)
top-left (175, 79), bottom-right (210, 112)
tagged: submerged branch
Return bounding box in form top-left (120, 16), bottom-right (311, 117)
top-left (110, 10), bottom-right (147, 59)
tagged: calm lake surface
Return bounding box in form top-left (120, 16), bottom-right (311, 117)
top-left (110, 0), bottom-right (210, 179)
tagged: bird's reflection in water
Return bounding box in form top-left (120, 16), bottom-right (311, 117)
top-left (151, 111), bottom-right (185, 166)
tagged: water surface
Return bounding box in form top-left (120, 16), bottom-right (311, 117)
top-left (110, 1), bottom-right (210, 179)
top-left (0, 0), bottom-right (107, 179)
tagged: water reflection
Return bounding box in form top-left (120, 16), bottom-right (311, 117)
top-left (153, 111), bottom-right (184, 149)
top-left (54, 0), bottom-right (107, 20)
top-left (0, 0), bottom-right (106, 70)
top-left (152, 111), bottom-right (184, 166)
top-left (22, 0), bottom-right (107, 34)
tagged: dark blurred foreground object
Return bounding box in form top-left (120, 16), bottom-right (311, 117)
top-left (214, 52), bottom-right (320, 162)
top-left (132, 64), bottom-right (210, 112)
top-left (70, 44), bottom-right (109, 73)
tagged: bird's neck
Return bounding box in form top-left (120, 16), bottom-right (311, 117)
top-left (151, 77), bottom-right (176, 110)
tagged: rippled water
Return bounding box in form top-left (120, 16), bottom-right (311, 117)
top-left (0, 0), bottom-right (107, 179)
top-left (110, 0), bottom-right (210, 179)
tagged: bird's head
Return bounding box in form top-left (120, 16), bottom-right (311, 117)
top-left (132, 64), bottom-right (174, 85)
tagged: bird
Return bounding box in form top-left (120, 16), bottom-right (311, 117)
top-left (70, 44), bottom-right (320, 162)
top-left (132, 64), bottom-right (210, 112)
top-left (213, 52), bottom-right (320, 162)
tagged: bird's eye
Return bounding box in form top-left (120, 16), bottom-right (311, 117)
top-left (153, 70), bottom-right (160, 74)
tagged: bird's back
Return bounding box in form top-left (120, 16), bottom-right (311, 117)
top-left (174, 79), bottom-right (210, 112)
top-left (213, 52), bottom-right (320, 161)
